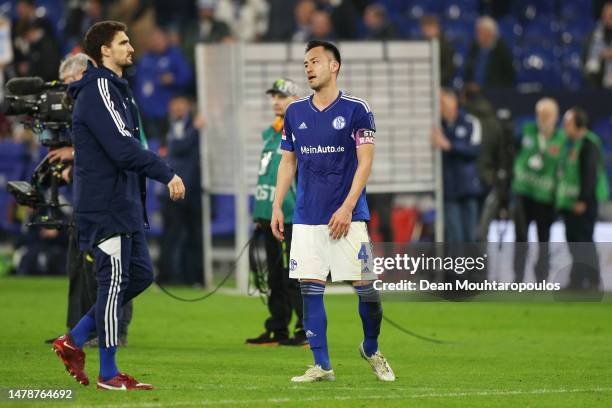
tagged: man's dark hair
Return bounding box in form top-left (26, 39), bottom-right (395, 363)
top-left (305, 40), bottom-right (341, 72)
top-left (84, 21), bottom-right (127, 65)
top-left (570, 106), bottom-right (589, 129)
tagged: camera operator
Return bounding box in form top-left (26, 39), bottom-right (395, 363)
top-left (44, 53), bottom-right (132, 347)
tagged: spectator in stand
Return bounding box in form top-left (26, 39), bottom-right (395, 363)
top-left (432, 89), bottom-right (483, 243)
top-left (192, 0), bottom-right (233, 43)
top-left (465, 16), bottom-right (514, 89)
top-left (13, 0), bottom-right (56, 40)
top-left (420, 15), bottom-right (455, 87)
top-left (308, 10), bottom-right (335, 41)
top-left (135, 27), bottom-right (193, 141)
top-left (12, 20), bottom-right (61, 81)
top-left (585, 2), bottom-right (612, 89)
top-left (158, 96), bottom-right (204, 285)
top-left (215, 0), bottom-right (269, 42)
top-left (363, 3), bottom-right (398, 40)
top-left (317, 0), bottom-right (358, 40)
top-left (264, 0), bottom-right (298, 41)
top-left (292, 0), bottom-right (316, 42)
top-left (64, 0), bottom-right (104, 51)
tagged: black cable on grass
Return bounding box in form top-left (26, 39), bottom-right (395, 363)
top-left (382, 315), bottom-right (451, 344)
top-left (157, 236), bottom-right (451, 344)
top-left (154, 237), bottom-right (252, 302)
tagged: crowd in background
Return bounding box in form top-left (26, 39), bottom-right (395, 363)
top-left (1, 0), bottom-right (612, 283)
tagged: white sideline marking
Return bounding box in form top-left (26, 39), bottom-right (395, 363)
top-left (72, 387), bottom-right (612, 407)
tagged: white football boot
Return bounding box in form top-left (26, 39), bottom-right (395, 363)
top-left (291, 365), bottom-right (336, 382)
top-left (359, 343), bottom-right (396, 381)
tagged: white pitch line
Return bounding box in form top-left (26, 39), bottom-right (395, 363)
top-left (71, 387), bottom-right (612, 408)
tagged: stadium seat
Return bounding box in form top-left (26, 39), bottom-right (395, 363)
top-left (560, 19), bottom-right (595, 46)
top-left (512, 0), bottom-right (555, 22)
top-left (392, 15), bottom-right (420, 39)
top-left (592, 117), bottom-right (612, 150)
top-left (443, 18), bottom-right (473, 45)
top-left (442, 0), bottom-right (478, 21)
top-left (560, 0), bottom-right (594, 22)
top-left (498, 17), bottom-right (523, 48)
top-left (522, 19), bottom-right (559, 46)
top-left (404, 0), bottom-right (442, 19)
top-left (516, 46), bottom-right (562, 90)
top-left (211, 194), bottom-right (236, 237)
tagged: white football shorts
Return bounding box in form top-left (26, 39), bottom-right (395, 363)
top-left (289, 221), bottom-right (370, 282)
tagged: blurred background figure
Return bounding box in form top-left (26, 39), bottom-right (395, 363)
top-left (585, 2), bottom-right (612, 89)
top-left (420, 14), bottom-right (455, 87)
top-left (317, 0), bottom-right (358, 40)
top-left (308, 10), bottom-right (334, 41)
top-left (363, 3), bottom-right (398, 41)
top-left (135, 26), bottom-right (192, 141)
top-left (64, 0), bottom-right (104, 52)
top-left (215, 0), bottom-right (269, 42)
top-left (465, 16), bottom-right (514, 89)
top-left (557, 108), bottom-right (608, 290)
top-left (511, 98), bottom-right (564, 282)
top-left (292, 0), bottom-right (316, 42)
top-left (12, 20), bottom-right (60, 81)
top-left (432, 89), bottom-right (483, 243)
top-left (158, 95), bottom-right (204, 286)
top-left (264, 0), bottom-right (298, 42)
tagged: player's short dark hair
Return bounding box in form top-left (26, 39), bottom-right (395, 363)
top-left (570, 106), bottom-right (589, 129)
top-left (305, 40), bottom-right (341, 72)
top-left (84, 21), bottom-right (127, 65)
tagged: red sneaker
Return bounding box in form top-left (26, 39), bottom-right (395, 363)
top-left (96, 373), bottom-right (154, 391)
top-left (52, 334), bottom-right (89, 385)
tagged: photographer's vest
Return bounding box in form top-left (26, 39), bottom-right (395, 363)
top-left (556, 131), bottom-right (609, 210)
top-left (252, 117), bottom-right (296, 222)
top-left (512, 123), bottom-right (565, 204)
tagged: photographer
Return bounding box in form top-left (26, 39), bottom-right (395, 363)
top-left (51, 21), bottom-right (184, 390)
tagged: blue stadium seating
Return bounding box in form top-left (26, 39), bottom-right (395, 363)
top-left (211, 195), bottom-right (236, 237)
top-left (522, 19), bottom-right (559, 46)
top-left (0, 141), bottom-right (29, 234)
top-left (560, 0), bottom-right (594, 22)
top-left (442, 0), bottom-right (478, 21)
top-left (498, 17), bottom-right (523, 48)
top-left (512, 0), bottom-right (556, 22)
top-left (444, 18), bottom-right (473, 45)
top-left (516, 46), bottom-right (561, 90)
top-left (560, 19), bottom-right (595, 46)
top-left (592, 117), bottom-right (612, 150)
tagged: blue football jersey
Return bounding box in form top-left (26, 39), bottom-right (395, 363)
top-left (281, 91), bottom-right (376, 225)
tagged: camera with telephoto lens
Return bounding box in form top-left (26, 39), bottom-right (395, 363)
top-left (2, 76), bottom-right (74, 229)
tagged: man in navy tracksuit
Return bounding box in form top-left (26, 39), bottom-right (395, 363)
top-left (52, 21), bottom-right (185, 391)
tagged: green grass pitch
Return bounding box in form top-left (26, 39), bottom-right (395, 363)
top-left (1, 276), bottom-right (611, 407)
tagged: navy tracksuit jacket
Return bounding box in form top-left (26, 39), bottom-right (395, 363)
top-left (69, 63), bottom-right (175, 347)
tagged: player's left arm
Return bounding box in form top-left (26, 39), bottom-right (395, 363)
top-left (328, 141), bottom-right (374, 240)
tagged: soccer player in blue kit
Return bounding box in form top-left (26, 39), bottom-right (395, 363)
top-left (271, 40), bottom-right (395, 382)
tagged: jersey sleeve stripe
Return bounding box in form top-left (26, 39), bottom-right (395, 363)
top-left (340, 95), bottom-right (371, 113)
top-left (97, 78), bottom-right (131, 137)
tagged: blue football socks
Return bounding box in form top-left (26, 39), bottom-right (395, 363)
top-left (354, 283), bottom-right (382, 357)
top-left (70, 310), bottom-right (96, 349)
top-left (99, 346), bottom-right (119, 381)
top-left (300, 282), bottom-right (330, 370)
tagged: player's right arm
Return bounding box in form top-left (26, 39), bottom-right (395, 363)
top-left (271, 150), bottom-right (296, 241)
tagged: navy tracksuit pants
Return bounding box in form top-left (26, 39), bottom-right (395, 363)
top-left (84, 230), bottom-right (154, 348)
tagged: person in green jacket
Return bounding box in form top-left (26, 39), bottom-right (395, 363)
top-left (557, 107), bottom-right (608, 290)
top-left (246, 78), bottom-right (306, 346)
top-left (511, 98), bottom-right (564, 282)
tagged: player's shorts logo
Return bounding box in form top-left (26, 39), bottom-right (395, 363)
top-left (290, 259), bottom-right (298, 271)
top-left (332, 116), bottom-right (346, 130)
